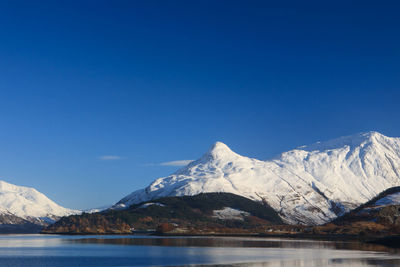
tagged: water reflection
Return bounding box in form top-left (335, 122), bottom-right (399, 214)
top-left (72, 236), bottom-right (399, 253)
top-left (68, 236), bottom-right (400, 266)
top-left (0, 235), bottom-right (399, 266)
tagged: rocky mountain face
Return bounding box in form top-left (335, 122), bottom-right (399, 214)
top-left (334, 186), bottom-right (400, 227)
top-left (0, 180), bottom-right (79, 232)
top-left (115, 132), bottom-right (400, 225)
top-left (0, 212), bottom-right (43, 233)
top-left (308, 186), bottom-right (400, 239)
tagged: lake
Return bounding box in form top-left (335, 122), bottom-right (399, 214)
top-left (0, 234), bottom-right (399, 266)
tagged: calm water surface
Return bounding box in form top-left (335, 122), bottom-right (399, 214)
top-left (0, 234), bottom-right (399, 266)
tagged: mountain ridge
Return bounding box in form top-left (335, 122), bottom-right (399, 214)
top-left (115, 131), bottom-right (400, 225)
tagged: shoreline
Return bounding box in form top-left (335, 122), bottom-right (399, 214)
top-left (39, 230), bottom-right (398, 245)
top-left (26, 230), bottom-right (398, 249)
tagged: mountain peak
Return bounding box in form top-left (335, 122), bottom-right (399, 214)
top-left (206, 142), bottom-right (238, 159)
top-left (360, 131), bottom-right (384, 139)
top-left (172, 142), bottom-right (241, 175)
top-left (297, 131), bottom-right (391, 152)
top-left (210, 141), bottom-right (230, 151)
top-left (0, 180), bottom-right (29, 193)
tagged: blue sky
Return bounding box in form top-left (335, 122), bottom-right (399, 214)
top-left (0, 1), bottom-right (399, 209)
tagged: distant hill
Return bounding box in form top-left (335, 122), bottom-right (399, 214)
top-left (333, 186), bottom-right (400, 227)
top-left (0, 180), bottom-right (79, 233)
top-left (42, 192), bottom-right (284, 234)
top-left (307, 187), bottom-right (400, 237)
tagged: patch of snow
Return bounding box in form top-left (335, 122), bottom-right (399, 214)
top-left (212, 207), bottom-right (250, 221)
top-left (84, 205), bottom-right (111, 214)
top-left (138, 202), bottom-right (165, 209)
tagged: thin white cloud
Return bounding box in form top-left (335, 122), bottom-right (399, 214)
top-left (99, 155), bottom-right (122, 160)
top-left (159, 160), bottom-right (194, 166)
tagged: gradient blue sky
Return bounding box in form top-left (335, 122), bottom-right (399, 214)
top-left (0, 1), bottom-right (399, 209)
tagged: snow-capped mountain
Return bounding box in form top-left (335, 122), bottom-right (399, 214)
top-left (0, 180), bottom-right (79, 225)
top-left (115, 131), bottom-right (400, 225)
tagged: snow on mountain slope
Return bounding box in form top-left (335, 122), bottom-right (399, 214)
top-left (375, 192), bottom-right (400, 206)
top-left (0, 180), bottom-right (79, 224)
top-left (212, 207), bottom-right (250, 221)
top-left (115, 131), bottom-right (400, 225)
